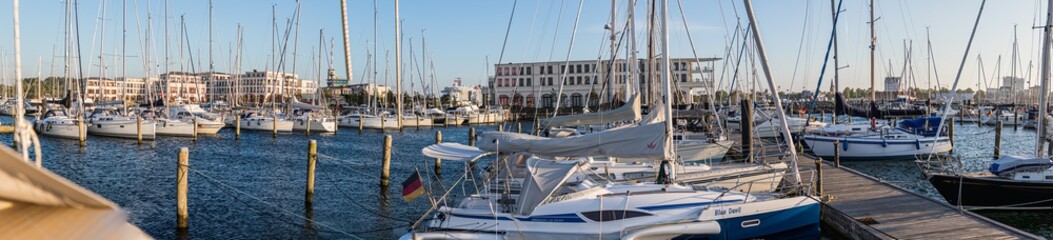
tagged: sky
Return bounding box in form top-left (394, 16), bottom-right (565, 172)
top-left (0, 0), bottom-right (1043, 94)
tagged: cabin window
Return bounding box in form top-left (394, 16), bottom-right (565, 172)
top-left (852, 128), bottom-right (861, 131)
top-left (580, 210), bottom-right (652, 222)
top-left (1045, 176), bottom-right (1053, 180)
top-left (1022, 176), bottom-right (1031, 179)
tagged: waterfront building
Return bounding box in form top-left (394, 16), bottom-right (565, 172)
top-left (202, 70), bottom-right (318, 104)
top-left (158, 72), bottom-right (209, 103)
top-left (486, 58), bottom-right (718, 108)
top-left (85, 77), bottom-right (152, 102)
top-left (441, 79), bottom-right (483, 106)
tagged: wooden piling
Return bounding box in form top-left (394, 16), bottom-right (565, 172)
top-left (136, 116), bottom-right (143, 144)
top-left (434, 131), bottom-right (442, 174)
top-left (381, 135), bottom-right (392, 186)
top-left (358, 117), bottom-right (364, 132)
top-left (815, 159), bottom-right (823, 197)
top-left (306, 140), bottom-right (317, 204)
top-left (1014, 111), bottom-right (1019, 130)
top-left (469, 128), bottom-right (477, 146)
top-left (305, 115), bottom-right (312, 136)
top-left (833, 141), bottom-right (841, 168)
top-left (272, 115), bottom-right (278, 139)
top-left (235, 115), bottom-right (241, 140)
top-left (498, 124), bottom-right (504, 132)
top-left (192, 117), bottom-right (199, 142)
top-left (995, 121), bottom-right (1003, 159)
top-left (78, 116), bottom-right (85, 147)
top-left (948, 119), bottom-right (954, 149)
top-left (516, 122), bottom-right (522, 133)
top-left (740, 99), bottom-right (754, 162)
top-left (176, 147), bottom-right (189, 229)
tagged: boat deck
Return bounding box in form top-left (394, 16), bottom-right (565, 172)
top-left (727, 134), bottom-right (1041, 239)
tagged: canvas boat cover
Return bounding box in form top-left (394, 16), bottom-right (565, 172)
top-left (989, 155), bottom-right (1053, 178)
top-left (0, 145), bottom-right (149, 239)
top-left (479, 106), bottom-right (671, 160)
top-left (421, 143), bottom-right (488, 162)
top-left (515, 157), bottom-right (581, 215)
top-left (542, 94), bottom-right (641, 128)
top-left (288, 96), bottom-right (324, 110)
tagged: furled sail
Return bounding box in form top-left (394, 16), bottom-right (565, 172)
top-left (541, 94), bottom-right (641, 128)
top-left (477, 121), bottom-right (670, 160)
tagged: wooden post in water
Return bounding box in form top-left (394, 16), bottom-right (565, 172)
top-left (272, 115), bottom-right (278, 139)
top-left (192, 117), bottom-right (199, 142)
top-left (1014, 111), bottom-right (1019, 130)
top-left (381, 135), bottom-right (392, 186)
top-left (995, 121), bottom-right (1003, 159)
top-left (235, 115), bottom-right (241, 140)
top-left (948, 119), bottom-right (954, 149)
top-left (434, 131), bottom-right (442, 174)
top-left (176, 147), bottom-right (189, 229)
top-left (516, 122), bottom-right (522, 133)
top-left (468, 128), bottom-right (476, 146)
top-left (740, 99), bottom-right (754, 162)
top-left (498, 124), bottom-right (504, 132)
top-left (78, 116), bottom-right (85, 146)
top-left (136, 116), bottom-right (143, 144)
top-left (305, 140), bottom-right (317, 205)
top-left (833, 141), bottom-right (841, 168)
top-left (358, 117), bottom-right (364, 132)
top-left (815, 159), bottom-right (823, 196)
top-left (305, 115), bottom-right (312, 136)
top-left (534, 120), bottom-right (541, 136)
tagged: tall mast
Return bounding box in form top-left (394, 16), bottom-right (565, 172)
top-left (98, 0), bottom-right (107, 103)
top-left (121, 0), bottom-right (127, 110)
top-left (339, 0), bottom-right (353, 85)
top-left (868, 0), bottom-right (876, 102)
top-left (626, 0), bottom-right (637, 102)
top-left (608, 0), bottom-right (617, 105)
top-left (13, 0), bottom-right (25, 153)
top-left (208, 0), bottom-right (214, 72)
top-left (660, 0), bottom-right (675, 179)
top-left (291, 0), bottom-right (302, 100)
top-left (164, 0), bottom-right (170, 105)
top-left (830, 0), bottom-right (840, 124)
top-left (1036, 0), bottom-right (1052, 157)
top-left (395, 0), bottom-right (403, 127)
top-left (743, 0), bottom-right (802, 185)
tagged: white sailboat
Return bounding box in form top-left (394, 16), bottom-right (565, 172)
top-left (168, 104), bottom-right (225, 134)
top-left (86, 107), bottom-right (156, 140)
top-left (239, 111), bottom-right (294, 132)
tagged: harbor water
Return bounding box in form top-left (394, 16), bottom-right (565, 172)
top-left (8, 116), bottom-right (1053, 238)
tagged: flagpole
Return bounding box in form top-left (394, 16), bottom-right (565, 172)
top-left (413, 168), bottom-right (438, 207)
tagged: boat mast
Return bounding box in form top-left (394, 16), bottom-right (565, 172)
top-left (13, 0), bottom-right (25, 155)
top-left (121, 0), bottom-right (127, 111)
top-left (395, 0), bottom-right (403, 127)
top-left (208, 0), bottom-right (214, 73)
top-left (608, 0), bottom-right (617, 105)
top-left (830, 0), bottom-right (840, 124)
top-left (868, 0), bottom-right (876, 103)
top-left (743, 0), bottom-right (802, 185)
top-left (627, 0), bottom-right (637, 102)
top-left (164, 0), bottom-right (170, 106)
top-left (1036, 0), bottom-right (1052, 157)
top-left (659, 0), bottom-right (676, 180)
top-left (98, 0), bottom-right (107, 105)
top-left (339, 0), bottom-right (353, 86)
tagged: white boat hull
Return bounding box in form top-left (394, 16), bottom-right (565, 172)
top-left (402, 117), bottom-right (434, 127)
top-left (803, 135), bottom-right (953, 160)
top-left (34, 120), bottom-right (86, 140)
top-left (293, 118), bottom-right (337, 132)
top-left (240, 118), bottom-right (294, 132)
top-left (155, 119), bottom-right (196, 137)
top-left (361, 117), bottom-right (401, 130)
top-left (88, 119), bottom-right (157, 140)
top-left (677, 140), bottom-right (734, 162)
top-left (195, 121), bottom-right (225, 135)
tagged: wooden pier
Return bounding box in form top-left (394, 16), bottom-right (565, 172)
top-left (729, 135), bottom-right (1041, 239)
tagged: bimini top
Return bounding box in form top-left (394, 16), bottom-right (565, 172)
top-left (897, 116), bottom-right (944, 137)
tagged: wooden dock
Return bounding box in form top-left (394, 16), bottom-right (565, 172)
top-left (728, 135), bottom-right (1041, 239)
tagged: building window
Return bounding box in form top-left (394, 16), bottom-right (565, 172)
top-left (577, 76), bottom-right (582, 85)
top-left (548, 77), bottom-right (553, 86)
top-left (547, 66), bottom-right (553, 74)
top-left (527, 66), bottom-right (532, 75)
top-left (571, 94), bottom-right (583, 107)
top-left (584, 76), bottom-right (590, 85)
top-left (681, 74), bottom-right (688, 82)
top-left (542, 94), bottom-right (553, 108)
top-left (527, 78), bottom-right (532, 86)
top-left (584, 64), bottom-right (590, 73)
top-left (576, 65), bottom-right (582, 73)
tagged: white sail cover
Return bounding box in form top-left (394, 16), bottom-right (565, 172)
top-left (0, 145), bottom-right (149, 239)
top-left (289, 96), bottom-right (323, 110)
top-left (421, 143), bottom-right (487, 162)
top-left (477, 122), bottom-right (671, 160)
top-left (515, 157), bottom-right (580, 215)
top-left (542, 94), bottom-right (641, 128)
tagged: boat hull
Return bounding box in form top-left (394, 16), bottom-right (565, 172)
top-left (240, 118), bottom-right (294, 132)
top-left (87, 120), bottom-right (156, 140)
top-left (928, 174), bottom-right (1053, 210)
top-left (156, 119), bottom-right (196, 137)
top-left (34, 120), bottom-right (85, 140)
top-left (195, 121), bottom-right (225, 135)
top-left (803, 135), bottom-right (952, 160)
top-left (293, 119), bottom-right (337, 132)
top-left (361, 117), bottom-right (400, 130)
top-left (677, 140), bottom-right (734, 163)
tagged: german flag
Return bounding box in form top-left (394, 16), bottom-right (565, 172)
top-left (401, 170), bottom-right (426, 202)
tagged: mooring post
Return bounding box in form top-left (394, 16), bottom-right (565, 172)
top-left (358, 116), bottom-right (364, 132)
top-left (948, 119), bottom-right (954, 150)
top-left (1014, 111), bottom-right (1019, 130)
top-left (444, 115), bottom-right (449, 127)
top-left (434, 131), bottom-right (442, 174)
top-left (516, 122), bottom-right (522, 133)
top-left (498, 124), bottom-right (504, 132)
top-left (995, 121), bottom-right (1003, 159)
top-left (815, 159), bottom-right (823, 197)
top-left (235, 115), bottom-right (241, 140)
top-left (534, 120), bottom-right (541, 136)
top-left (306, 140), bottom-right (317, 205)
top-left (305, 115), bottom-right (312, 136)
top-left (741, 99), bottom-right (754, 162)
top-left (833, 141), bottom-right (841, 168)
top-left (136, 116), bottom-right (143, 144)
top-left (176, 147), bottom-right (189, 229)
top-left (192, 117), bottom-right (199, 142)
top-left (381, 135), bottom-right (392, 187)
top-left (272, 114), bottom-right (278, 139)
top-left (468, 128), bottom-right (476, 146)
top-left (78, 116), bottom-right (85, 147)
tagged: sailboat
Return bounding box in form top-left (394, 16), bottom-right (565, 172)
top-left (35, 1), bottom-right (87, 140)
top-left (402, 1), bottom-right (818, 238)
top-left (927, 0), bottom-right (1053, 210)
top-left (803, 0), bottom-right (951, 160)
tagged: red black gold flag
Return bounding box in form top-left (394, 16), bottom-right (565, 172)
top-left (401, 170), bottom-right (426, 202)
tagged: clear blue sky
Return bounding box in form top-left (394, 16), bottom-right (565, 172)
top-left (0, 0), bottom-right (1042, 94)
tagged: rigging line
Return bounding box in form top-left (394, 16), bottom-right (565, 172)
top-left (550, 0), bottom-right (586, 117)
top-left (927, 0), bottom-right (987, 162)
top-left (806, 0), bottom-right (844, 114)
top-left (787, 0), bottom-right (811, 92)
top-left (675, 0), bottom-right (724, 137)
top-left (188, 168), bottom-right (364, 239)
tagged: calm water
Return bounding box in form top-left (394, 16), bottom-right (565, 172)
top-left (10, 116), bottom-right (1053, 238)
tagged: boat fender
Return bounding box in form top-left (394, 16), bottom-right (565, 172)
top-left (842, 140), bottom-right (848, 151)
top-left (46, 123), bottom-right (52, 131)
top-left (881, 140), bottom-right (887, 148)
top-left (915, 139), bottom-right (921, 150)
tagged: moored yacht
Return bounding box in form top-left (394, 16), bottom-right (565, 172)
top-left (34, 107), bottom-right (86, 140)
top-left (86, 107), bottom-right (156, 140)
top-left (239, 111), bottom-right (294, 132)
